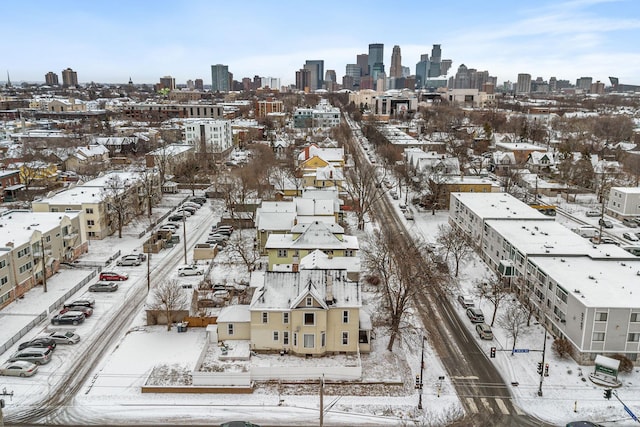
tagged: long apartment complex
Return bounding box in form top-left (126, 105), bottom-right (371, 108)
top-left (450, 192), bottom-right (640, 364)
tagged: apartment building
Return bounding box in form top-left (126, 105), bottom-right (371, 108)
top-left (183, 119), bottom-right (233, 158)
top-left (0, 210), bottom-right (86, 309)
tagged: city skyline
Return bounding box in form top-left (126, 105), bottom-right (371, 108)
top-left (3, 0), bottom-right (640, 87)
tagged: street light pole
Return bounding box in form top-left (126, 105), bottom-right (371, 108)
top-left (418, 335), bottom-right (425, 409)
top-left (146, 252), bottom-right (151, 292)
top-left (182, 214), bottom-right (188, 265)
top-left (538, 328), bottom-right (547, 397)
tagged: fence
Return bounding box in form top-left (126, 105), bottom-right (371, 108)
top-left (0, 268), bottom-right (101, 356)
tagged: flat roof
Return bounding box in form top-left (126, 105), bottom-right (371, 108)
top-left (452, 192), bottom-right (551, 221)
top-left (0, 210), bottom-right (80, 247)
top-left (487, 219), bottom-right (637, 260)
top-left (529, 256), bottom-right (640, 308)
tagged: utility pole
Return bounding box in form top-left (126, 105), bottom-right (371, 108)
top-left (538, 329), bottom-right (547, 396)
top-left (182, 214), bottom-right (187, 265)
top-left (319, 375), bottom-right (324, 427)
top-left (146, 252), bottom-right (151, 292)
top-left (40, 235), bottom-right (47, 293)
top-left (418, 335), bottom-right (425, 409)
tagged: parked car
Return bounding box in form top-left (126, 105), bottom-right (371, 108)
top-left (623, 218), bottom-right (638, 228)
top-left (59, 306), bottom-right (93, 317)
top-left (466, 307), bottom-right (485, 323)
top-left (89, 281), bottom-right (119, 292)
top-left (182, 202), bottom-right (200, 210)
top-left (44, 331), bottom-right (80, 344)
top-left (168, 213), bottom-right (186, 222)
top-left (7, 347), bottom-right (53, 365)
top-left (213, 289), bottom-right (230, 299)
top-left (585, 210), bottom-right (600, 217)
top-left (623, 232), bottom-right (639, 242)
top-left (63, 297), bottom-right (96, 308)
top-left (220, 422), bottom-right (261, 427)
top-left (208, 233), bottom-right (229, 241)
top-left (590, 236), bottom-right (619, 245)
top-left (100, 271), bottom-right (129, 281)
top-left (176, 208), bottom-right (194, 216)
top-left (599, 219), bottom-right (613, 229)
top-left (117, 255), bottom-right (141, 266)
top-left (51, 311), bottom-right (86, 326)
top-left (475, 323), bottom-right (493, 340)
top-left (161, 223), bottom-right (180, 231)
top-left (457, 295), bottom-right (475, 309)
top-left (190, 197), bottom-right (207, 205)
top-left (178, 265), bottom-right (204, 276)
top-left (0, 360), bottom-right (39, 377)
top-left (18, 337), bottom-right (57, 351)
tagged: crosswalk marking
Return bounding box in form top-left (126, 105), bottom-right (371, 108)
top-left (466, 397), bottom-right (479, 413)
top-left (495, 398), bottom-right (510, 415)
top-left (513, 404), bottom-right (525, 416)
top-left (480, 398), bottom-right (494, 413)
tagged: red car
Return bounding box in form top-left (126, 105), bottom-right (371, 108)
top-left (99, 271), bottom-right (129, 281)
top-left (60, 306), bottom-right (93, 317)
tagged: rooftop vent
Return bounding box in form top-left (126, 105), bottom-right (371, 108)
top-left (588, 275), bottom-right (595, 280)
top-left (561, 259), bottom-right (566, 263)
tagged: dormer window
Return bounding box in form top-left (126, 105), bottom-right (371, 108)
top-left (306, 297), bottom-right (312, 306)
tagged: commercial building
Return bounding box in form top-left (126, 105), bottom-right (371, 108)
top-left (211, 64), bottom-right (230, 92)
top-left (516, 73), bottom-right (532, 95)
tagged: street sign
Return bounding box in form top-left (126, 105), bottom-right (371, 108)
top-left (623, 404), bottom-right (639, 422)
top-left (512, 348), bottom-right (530, 353)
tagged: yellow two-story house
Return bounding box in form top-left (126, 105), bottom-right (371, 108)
top-left (216, 269), bottom-right (370, 356)
top-left (265, 221), bottom-right (358, 272)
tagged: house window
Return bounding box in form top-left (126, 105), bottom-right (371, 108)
top-left (306, 297), bottom-right (313, 306)
top-left (593, 332), bottom-right (605, 342)
top-left (262, 312), bottom-right (268, 323)
top-left (595, 312), bottom-right (608, 322)
top-left (283, 312), bottom-right (289, 324)
top-left (227, 324), bottom-right (234, 335)
top-left (86, 208), bottom-right (94, 214)
top-left (283, 331), bottom-right (289, 345)
top-left (345, 250), bottom-right (354, 257)
top-left (273, 331), bottom-right (279, 342)
top-left (0, 260), bottom-right (5, 268)
top-left (0, 276), bottom-right (7, 285)
top-left (277, 249), bottom-right (287, 258)
top-left (45, 235), bottom-right (51, 242)
top-left (88, 232), bottom-right (96, 237)
top-left (303, 334), bottom-right (314, 348)
top-left (343, 310), bottom-right (349, 323)
top-left (18, 262), bottom-right (32, 274)
top-left (342, 332), bottom-right (349, 346)
top-left (17, 247), bottom-right (30, 258)
top-left (304, 312), bottom-right (315, 326)
top-left (628, 333), bottom-right (640, 342)
top-left (293, 333), bottom-right (298, 346)
top-left (87, 220), bottom-right (95, 226)
top-left (321, 331), bottom-right (326, 347)
top-left (632, 313), bottom-right (640, 322)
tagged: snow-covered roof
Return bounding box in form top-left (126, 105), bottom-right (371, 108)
top-left (147, 144), bottom-right (193, 156)
top-left (292, 222), bottom-right (343, 234)
top-left (529, 256), bottom-right (640, 308)
top-left (486, 219), bottom-right (636, 260)
top-left (254, 211), bottom-right (296, 232)
top-left (495, 142), bottom-right (547, 151)
top-left (217, 305), bottom-right (251, 323)
top-left (250, 269), bottom-right (361, 311)
top-left (0, 210), bottom-right (80, 248)
top-left (295, 198), bottom-right (335, 216)
top-left (452, 192), bottom-right (551, 221)
top-left (299, 249), bottom-right (360, 273)
top-left (266, 221), bottom-right (358, 251)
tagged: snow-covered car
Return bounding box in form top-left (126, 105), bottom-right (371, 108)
top-left (0, 360), bottom-right (39, 377)
top-left (117, 255), bottom-right (141, 266)
top-left (44, 331), bottom-right (80, 344)
top-left (89, 282), bottom-right (119, 292)
top-left (623, 232), bottom-right (639, 242)
top-left (177, 265), bottom-right (204, 276)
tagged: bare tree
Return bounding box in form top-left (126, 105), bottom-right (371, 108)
top-left (137, 168), bottom-right (160, 218)
top-left (344, 160), bottom-right (387, 230)
top-left (436, 224), bottom-right (474, 277)
top-left (497, 302), bottom-right (529, 354)
top-left (476, 274), bottom-right (510, 327)
top-left (362, 230), bottom-right (441, 351)
top-left (101, 174), bottom-right (133, 238)
top-left (225, 229), bottom-right (260, 274)
top-left (150, 279), bottom-right (189, 331)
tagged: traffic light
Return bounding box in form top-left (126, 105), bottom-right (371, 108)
top-left (415, 375), bottom-right (421, 389)
top-left (490, 347), bottom-right (496, 358)
top-left (604, 389), bottom-right (612, 400)
top-left (537, 362), bottom-right (543, 374)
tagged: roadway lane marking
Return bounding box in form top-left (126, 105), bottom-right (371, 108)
top-left (495, 398), bottom-right (510, 415)
top-left (481, 398), bottom-right (493, 413)
top-left (466, 398), bottom-right (478, 413)
top-left (513, 405), bottom-right (525, 416)
top-left (451, 376), bottom-right (479, 380)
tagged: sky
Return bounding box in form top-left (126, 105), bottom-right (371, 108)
top-left (3, 0), bottom-right (640, 87)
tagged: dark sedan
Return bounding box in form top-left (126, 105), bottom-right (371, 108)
top-left (51, 311), bottom-right (86, 326)
top-left (18, 337), bottom-right (57, 351)
top-left (89, 282), bottom-right (119, 292)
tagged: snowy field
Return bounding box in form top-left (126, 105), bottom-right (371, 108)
top-left (3, 190), bottom-right (640, 426)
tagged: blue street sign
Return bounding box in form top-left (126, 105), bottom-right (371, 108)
top-left (512, 349), bottom-right (530, 353)
top-left (623, 404), bottom-right (639, 422)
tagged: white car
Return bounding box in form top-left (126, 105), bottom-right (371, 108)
top-left (44, 331), bottom-right (80, 344)
top-left (178, 265), bottom-right (204, 276)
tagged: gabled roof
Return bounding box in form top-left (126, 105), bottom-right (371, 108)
top-left (250, 269), bottom-right (360, 311)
